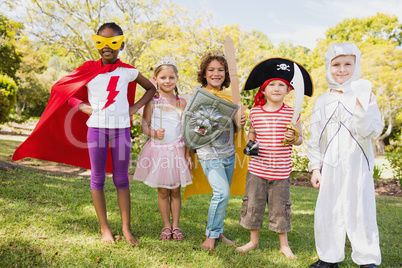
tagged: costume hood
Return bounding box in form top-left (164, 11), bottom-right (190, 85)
top-left (325, 42), bottom-right (361, 92)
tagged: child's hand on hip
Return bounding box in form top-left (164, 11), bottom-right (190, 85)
top-left (79, 103), bottom-right (93, 116)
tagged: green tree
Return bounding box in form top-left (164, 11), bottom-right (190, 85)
top-left (0, 73), bottom-right (17, 123)
top-left (362, 43), bottom-right (402, 154)
top-left (324, 13), bottom-right (402, 45)
top-left (21, 0), bottom-right (172, 64)
top-left (0, 14), bottom-right (23, 81)
top-left (12, 33), bottom-right (52, 120)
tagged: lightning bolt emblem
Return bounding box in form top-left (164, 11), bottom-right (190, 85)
top-left (102, 76), bottom-right (120, 110)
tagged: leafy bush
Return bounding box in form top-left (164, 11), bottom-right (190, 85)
top-left (0, 74), bottom-right (17, 123)
top-left (130, 114), bottom-right (149, 165)
top-left (291, 148), bottom-right (310, 179)
top-left (0, 89), bottom-right (10, 122)
top-left (385, 147), bottom-right (402, 185)
top-left (291, 148), bottom-right (309, 172)
top-left (384, 144), bottom-right (394, 153)
top-left (13, 74), bottom-right (50, 121)
top-left (373, 164), bottom-right (383, 184)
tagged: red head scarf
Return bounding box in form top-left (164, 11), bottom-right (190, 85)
top-left (254, 78), bottom-right (293, 106)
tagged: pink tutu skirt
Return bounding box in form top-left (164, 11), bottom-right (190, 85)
top-left (133, 138), bottom-right (192, 189)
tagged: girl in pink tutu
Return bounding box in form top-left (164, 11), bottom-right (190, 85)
top-left (133, 58), bottom-right (193, 240)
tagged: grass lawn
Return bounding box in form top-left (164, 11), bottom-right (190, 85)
top-left (0, 138), bottom-right (401, 267)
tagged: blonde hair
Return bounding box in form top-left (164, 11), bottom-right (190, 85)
top-left (153, 64), bottom-right (182, 110)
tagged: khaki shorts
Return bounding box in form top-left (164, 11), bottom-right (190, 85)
top-left (239, 171), bottom-right (292, 233)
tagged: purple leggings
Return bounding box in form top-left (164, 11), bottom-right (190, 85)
top-left (87, 127), bottom-right (131, 190)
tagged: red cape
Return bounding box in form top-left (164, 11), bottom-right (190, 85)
top-left (12, 59), bottom-right (137, 173)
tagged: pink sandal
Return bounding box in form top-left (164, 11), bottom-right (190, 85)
top-left (160, 227), bottom-right (172, 240)
top-left (172, 228), bottom-right (185, 241)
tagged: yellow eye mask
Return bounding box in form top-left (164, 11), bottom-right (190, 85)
top-left (91, 34), bottom-right (124, 50)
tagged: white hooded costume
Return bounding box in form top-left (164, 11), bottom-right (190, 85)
top-left (307, 43), bottom-right (382, 265)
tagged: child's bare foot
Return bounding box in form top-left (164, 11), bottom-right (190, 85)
top-left (101, 227), bottom-right (115, 243)
top-left (124, 232), bottom-right (139, 246)
top-left (201, 237), bottom-right (215, 250)
top-left (123, 228), bottom-right (139, 246)
top-left (280, 246), bottom-right (297, 259)
top-left (235, 241), bottom-right (259, 252)
top-left (218, 234), bottom-right (235, 246)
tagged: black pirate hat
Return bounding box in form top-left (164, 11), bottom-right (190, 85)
top-left (243, 57), bottom-right (313, 97)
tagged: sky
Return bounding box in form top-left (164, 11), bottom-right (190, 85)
top-left (4, 0), bottom-right (401, 49)
top-left (171, 0), bottom-right (402, 49)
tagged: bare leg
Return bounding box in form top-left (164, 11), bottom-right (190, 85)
top-left (117, 188), bottom-right (139, 245)
top-left (278, 232), bottom-right (297, 259)
top-left (92, 189), bottom-right (114, 243)
top-left (170, 187), bottom-right (184, 240)
top-left (158, 188), bottom-right (172, 240)
top-left (235, 229), bottom-right (259, 252)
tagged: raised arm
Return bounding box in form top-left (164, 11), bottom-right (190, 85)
top-left (351, 93), bottom-right (382, 140)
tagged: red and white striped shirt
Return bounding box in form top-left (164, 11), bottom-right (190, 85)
top-left (248, 103), bottom-right (297, 180)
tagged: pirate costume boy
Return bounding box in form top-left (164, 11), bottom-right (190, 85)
top-left (236, 57), bottom-right (313, 257)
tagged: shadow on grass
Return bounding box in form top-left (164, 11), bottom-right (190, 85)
top-left (0, 237), bottom-right (48, 267)
top-left (0, 139), bottom-right (22, 159)
top-left (1, 165), bottom-right (401, 267)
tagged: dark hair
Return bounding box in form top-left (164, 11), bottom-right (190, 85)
top-left (97, 22), bottom-right (123, 35)
top-left (197, 51), bottom-right (230, 90)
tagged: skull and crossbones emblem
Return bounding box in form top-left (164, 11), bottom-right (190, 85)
top-left (277, 63), bottom-right (290, 71)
